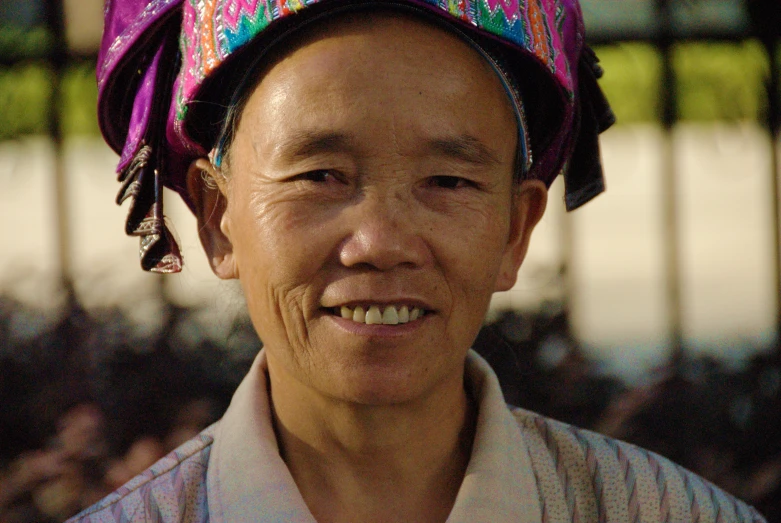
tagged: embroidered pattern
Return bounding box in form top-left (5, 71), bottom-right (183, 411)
top-left (484, 0), bottom-right (520, 23)
top-left (526, 0), bottom-right (553, 69)
top-left (445, 0), bottom-right (473, 23)
top-left (173, 0), bottom-right (574, 149)
top-left (219, 0), bottom-right (271, 52)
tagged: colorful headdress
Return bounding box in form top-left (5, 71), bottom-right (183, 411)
top-left (97, 0), bottom-right (615, 273)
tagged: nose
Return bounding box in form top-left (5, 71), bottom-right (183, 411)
top-left (338, 192), bottom-right (432, 271)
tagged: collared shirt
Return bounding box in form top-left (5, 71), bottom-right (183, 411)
top-left (70, 350), bottom-right (766, 522)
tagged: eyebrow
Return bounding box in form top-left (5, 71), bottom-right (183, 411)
top-left (427, 135), bottom-right (501, 166)
top-left (272, 130), bottom-right (501, 166)
top-left (274, 131), bottom-right (355, 162)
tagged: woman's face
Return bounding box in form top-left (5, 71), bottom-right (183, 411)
top-left (200, 13), bottom-right (546, 405)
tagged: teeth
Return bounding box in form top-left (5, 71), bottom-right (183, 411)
top-left (366, 306), bottom-right (382, 325)
top-left (382, 306), bottom-right (399, 325)
top-left (336, 304), bottom-right (425, 325)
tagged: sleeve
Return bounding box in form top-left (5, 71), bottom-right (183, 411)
top-left (512, 408), bottom-right (768, 523)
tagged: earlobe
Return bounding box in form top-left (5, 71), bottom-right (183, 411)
top-left (186, 158), bottom-right (238, 280)
top-left (495, 179), bottom-right (548, 292)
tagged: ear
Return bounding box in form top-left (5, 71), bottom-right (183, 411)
top-left (495, 179), bottom-right (548, 292)
top-left (186, 158), bottom-right (238, 279)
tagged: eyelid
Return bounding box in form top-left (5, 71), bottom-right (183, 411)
top-left (428, 175), bottom-right (480, 189)
top-left (291, 169), bottom-right (346, 183)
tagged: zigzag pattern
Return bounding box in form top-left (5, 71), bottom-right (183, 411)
top-left (484, 0), bottom-right (520, 22)
top-left (69, 429), bottom-right (214, 522)
top-left (536, 417), bottom-right (578, 519)
top-left (574, 431), bottom-right (607, 523)
top-left (613, 442), bottom-right (640, 523)
top-left (644, 449), bottom-right (670, 522)
top-left (681, 467), bottom-right (702, 523)
top-left (222, 0), bottom-right (263, 31)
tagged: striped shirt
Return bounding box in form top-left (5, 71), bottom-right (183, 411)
top-left (69, 351), bottom-right (765, 522)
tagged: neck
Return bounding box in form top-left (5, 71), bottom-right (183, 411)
top-left (267, 358), bottom-right (476, 523)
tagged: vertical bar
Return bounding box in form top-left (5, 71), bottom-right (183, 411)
top-left (560, 181), bottom-right (574, 338)
top-left (43, 0), bottom-right (74, 300)
top-left (43, 0), bottom-right (90, 390)
top-left (656, 0), bottom-right (684, 366)
top-left (768, 40), bottom-right (781, 343)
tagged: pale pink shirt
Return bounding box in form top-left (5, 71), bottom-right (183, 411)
top-left (206, 349), bottom-right (543, 522)
top-left (71, 350), bottom-right (765, 522)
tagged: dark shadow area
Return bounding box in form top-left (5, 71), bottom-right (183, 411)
top-left (1, 298), bottom-right (780, 520)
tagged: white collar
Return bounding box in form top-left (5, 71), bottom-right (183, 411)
top-left (206, 350), bottom-right (542, 522)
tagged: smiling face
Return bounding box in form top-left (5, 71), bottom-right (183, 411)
top-left (190, 11), bottom-right (547, 406)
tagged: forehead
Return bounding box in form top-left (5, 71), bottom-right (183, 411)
top-left (228, 10), bottom-right (517, 161)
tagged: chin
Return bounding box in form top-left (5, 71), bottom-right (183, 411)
top-left (333, 385), bottom-right (427, 407)
top-left (320, 358), bottom-right (459, 407)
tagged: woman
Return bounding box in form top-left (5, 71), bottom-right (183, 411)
top-left (72, 0), bottom-right (764, 521)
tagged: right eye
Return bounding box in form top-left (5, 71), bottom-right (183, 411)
top-left (427, 175), bottom-right (475, 190)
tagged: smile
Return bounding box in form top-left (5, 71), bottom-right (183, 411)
top-left (334, 305), bottom-right (426, 325)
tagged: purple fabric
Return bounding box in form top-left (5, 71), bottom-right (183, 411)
top-left (97, 0), bottom-right (181, 153)
top-left (116, 41), bottom-right (161, 173)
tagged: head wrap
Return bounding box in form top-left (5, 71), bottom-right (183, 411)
top-left (97, 0), bottom-right (615, 273)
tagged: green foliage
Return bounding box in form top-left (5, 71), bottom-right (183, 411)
top-left (0, 35), bottom-right (777, 139)
top-left (0, 26), bottom-right (51, 61)
top-left (593, 43), bottom-right (662, 124)
top-left (0, 63), bottom-right (52, 139)
top-left (674, 41), bottom-right (768, 122)
top-left (594, 40), bottom-right (773, 124)
top-left (0, 61), bottom-right (98, 140)
top-left (61, 62), bottom-right (99, 136)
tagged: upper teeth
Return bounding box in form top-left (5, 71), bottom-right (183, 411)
top-left (339, 305), bottom-right (424, 325)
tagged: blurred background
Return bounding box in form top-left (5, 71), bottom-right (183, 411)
top-left (1, 0), bottom-right (780, 520)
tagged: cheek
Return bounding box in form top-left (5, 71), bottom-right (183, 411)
top-left (435, 204), bottom-right (512, 299)
top-left (229, 183), bottom-right (326, 269)
top-left (227, 183), bottom-right (352, 339)
top-left (226, 188), bottom-right (324, 324)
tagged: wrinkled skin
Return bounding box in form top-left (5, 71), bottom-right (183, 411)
top-left (189, 12), bottom-right (547, 410)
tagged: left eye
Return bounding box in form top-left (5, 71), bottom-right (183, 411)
top-left (428, 175), bottom-right (473, 189)
top-left (296, 170), bottom-right (342, 183)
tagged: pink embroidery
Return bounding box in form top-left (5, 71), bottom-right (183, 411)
top-left (223, 0), bottom-right (261, 30)
top-left (484, 0), bottom-right (519, 21)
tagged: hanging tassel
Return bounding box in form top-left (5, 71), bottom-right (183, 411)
top-left (115, 26), bottom-right (184, 273)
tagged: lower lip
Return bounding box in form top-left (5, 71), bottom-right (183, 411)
top-left (325, 312), bottom-right (430, 337)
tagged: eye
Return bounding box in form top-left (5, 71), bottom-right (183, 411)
top-left (428, 175), bottom-right (474, 189)
top-left (294, 169), bottom-right (343, 184)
